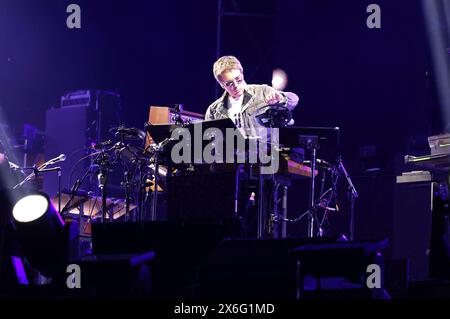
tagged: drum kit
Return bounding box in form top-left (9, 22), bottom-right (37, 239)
top-left (0, 124), bottom-right (165, 230)
top-left (52, 124), bottom-right (169, 226)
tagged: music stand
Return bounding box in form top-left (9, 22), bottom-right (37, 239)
top-left (145, 119), bottom-right (242, 221)
top-left (144, 122), bottom-right (179, 145)
top-left (145, 118), bottom-right (241, 164)
top-left (279, 126), bottom-right (340, 238)
top-left (279, 126), bottom-right (340, 157)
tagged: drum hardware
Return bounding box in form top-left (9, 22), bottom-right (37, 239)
top-left (304, 135), bottom-right (319, 238)
top-left (110, 125), bottom-right (146, 142)
top-left (109, 141), bottom-right (151, 223)
top-left (92, 146), bottom-right (114, 223)
top-left (63, 133), bottom-right (145, 224)
top-left (121, 170), bottom-right (134, 222)
top-left (284, 157), bottom-right (353, 238)
top-left (136, 152), bottom-right (151, 222)
top-left (62, 138), bottom-right (126, 222)
top-left (113, 140), bottom-right (152, 222)
top-left (62, 150), bottom-right (105, 221)
top-left (171, 104), bottom-right (190, 126)
top-left (115, 143), bottom-right (147, 222)
top-left (275, 126), bottom-right (340, 238)
top-left (111, 125), bottom-right (152, 222)
top-left (145, 137), bottom-right (174, 221)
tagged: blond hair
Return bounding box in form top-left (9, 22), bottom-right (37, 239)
top-left (213, 56), bottom-right (243, 82)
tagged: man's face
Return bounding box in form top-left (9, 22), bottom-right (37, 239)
top-left (218, 69), bottom-right (246, 99)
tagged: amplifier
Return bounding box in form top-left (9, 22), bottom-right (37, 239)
top-left (148, 105), bottom-right (204, 125)
top-left (60, 90), bottom-right (121, 114)
top-left (61, 90), bottom-right (91, 108)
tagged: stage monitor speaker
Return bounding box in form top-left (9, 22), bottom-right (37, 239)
top-left (71, 252), bottom-right (154, 298)
top-left (195, 237), bottom-right (339, 299)
top-left (91, 221), bottom-right (235, 299)
top-left (292, 240), bottom-right (389, 299)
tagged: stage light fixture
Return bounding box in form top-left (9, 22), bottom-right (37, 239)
top-left (11, 192), bottom-right (67, 277)
top-left (272, 68), bottom-right (288, 91)
top-left (13, 193), bottom-right (54, 223)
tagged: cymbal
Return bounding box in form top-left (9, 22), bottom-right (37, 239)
top-left (112, 127), bottom-right (146, 141)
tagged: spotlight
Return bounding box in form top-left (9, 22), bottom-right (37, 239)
top-left (11, 192), bottom-right (67, 277)
top-left (13, 193), bottom-right (58, 223)
top-left (272, 68), bottom-right (288, 91)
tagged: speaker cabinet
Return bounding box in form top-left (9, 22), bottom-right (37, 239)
top-left (393, 181), bottom-right (433, 281)
top-left (44, 104), bottom-right (121, 198)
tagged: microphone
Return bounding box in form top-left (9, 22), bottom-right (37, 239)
top-left (90, 140), bottom-right (113, 149)
top-left (318, 200), bottom-right (339, 212)
top-left (47, 154), bottom-right (66, 165)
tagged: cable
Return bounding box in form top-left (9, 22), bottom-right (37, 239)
top-left (68, 150), bottom-right (102, 191)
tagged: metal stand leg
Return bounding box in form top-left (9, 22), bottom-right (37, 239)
top-left (337, 157), bottom-right (358, 241)
top-left (257, 173), bottom-right (265, 239)
top-left (271, 182), bottom-right (288, 239)
top-left (272, 181), bottom-right (279, 239)
top-left (101, 184), bottom-right (108, 223)
top-left (308, 147), bottom-right (317, 238)
top-left (79, 202), bottom-right (84, 257)
top-left (138, 167), bottom-right (147, 222)
top-left (58, 169), bottom-right (62, 213)
top-left (350, 195), bottom-right (355, 241)
top-left (124, 172), bottom-right (130, 222)
top-left (151, 156), bottom-right (159, 221)
top-left (282, 185), bottom-right (288, 238)
top-left (234, 165), bottom-right (241, 218)
top-left (296, 260), bottom-right (303, 300)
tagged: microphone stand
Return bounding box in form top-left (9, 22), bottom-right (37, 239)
top-left (297, 135), bottom-right (319, 238)
top-left (14, 166), bottom-right (62, 209)
top-left (337, 157), bottom-right (358, 241)
top-left (61, 151), bottom-right (103, 218)
top-left (59, 150), bottom-right (105, 258)
top-left (13, 156), bottom-right (61, 190)
top-left (151, 148), bottom-right (159, 222)
top-left (118, 145), bottom-right (139, 222)
top-left (138, 160), bottom-right (149, 222)
top-left (96, 150), bottom-right (111, 223)
top-left (309, 144), bottom-right (318, 238)
top-left (115, 129), bottom-right (141, 222)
